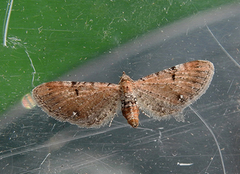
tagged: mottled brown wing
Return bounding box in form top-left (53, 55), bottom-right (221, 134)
top-left (133, 60), bottom-right (214, 120)
top-left (32, 81), bottom-right (121, 128)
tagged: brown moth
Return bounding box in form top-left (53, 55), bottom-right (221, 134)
top-left (32, 60), bottom-right (214, 128)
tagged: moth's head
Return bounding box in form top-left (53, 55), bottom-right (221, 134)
top-left (119, 71), bottom-right (133, 83)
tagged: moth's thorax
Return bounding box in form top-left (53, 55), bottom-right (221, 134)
top-left (119, 72), bottom-right (140, 128)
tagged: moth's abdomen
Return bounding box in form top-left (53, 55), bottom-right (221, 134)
top-left (121, 98), bottom-right (139, 128)
top-left (119, 72), bottom-right (140, 128)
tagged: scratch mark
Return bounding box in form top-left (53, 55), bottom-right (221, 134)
top-left (4, 35), bottom-right (37, 87)
top-left (39, 153), bottom-right (51, 170)
top-left (177, 162), bottom-right (193, 166)
top-left (51, 123), bottom-right (56, 132)
top-left (3, 0), bottom-right (14, 47)
top-left (204, 150), bottom-right (218, 173)
top-left (25, 49), bottom-right (36, 87)
top-left (227, 79), bottom-right (234, 94)
top-left (189, 106), bottom-right (226, 174)
top-left (206, 23), bottom-right (240, 69)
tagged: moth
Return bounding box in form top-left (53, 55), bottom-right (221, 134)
top-left (32, 60), bottom-right (214, 128)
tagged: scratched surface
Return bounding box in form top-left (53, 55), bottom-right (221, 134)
top-left (0, 0), bottom-right (236, 114)
top-left (0, 3), bottom-right (240, 174)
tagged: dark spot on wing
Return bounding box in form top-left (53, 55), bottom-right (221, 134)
top-left (172, 74), bottom-right (176, 81)
top-left (169, 66), bottom-right (176, 70)
top-left (75, 89), bottom-right (79, 96)
top-left (155, 72), bottom-right (160, 76)
top-left (71, 82), bottom-right (77, 86)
